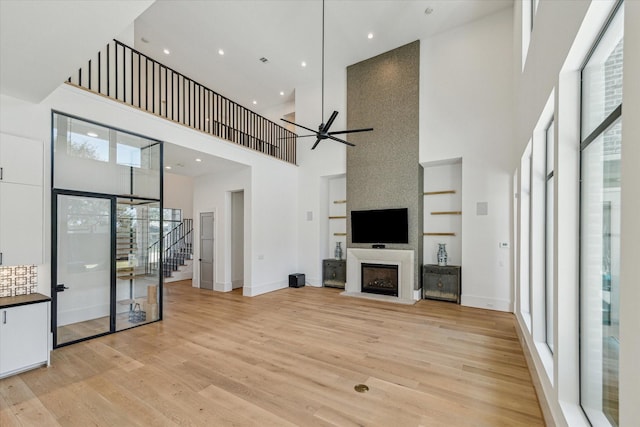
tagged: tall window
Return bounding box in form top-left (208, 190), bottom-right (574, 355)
top-left (580, 2), bottom-right (623, 426)
top-left (545, 119), bottom-right (554, 352)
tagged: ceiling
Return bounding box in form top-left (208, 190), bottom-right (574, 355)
top-left (1, 0), bottom-right (513, 176)
top-left (134, 0), bottom-right (514, 115)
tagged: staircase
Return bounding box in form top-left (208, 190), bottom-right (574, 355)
top-left (148, 219), bottom-right (194, 281)
top-left (116, 205), bottom-right (147, 281)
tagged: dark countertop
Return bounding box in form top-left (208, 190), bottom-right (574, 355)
top-left (0, 293), bottom-right (51, 309)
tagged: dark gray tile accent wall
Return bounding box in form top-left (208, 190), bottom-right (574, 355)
top-left (346, 40), bottom-right (423, 290)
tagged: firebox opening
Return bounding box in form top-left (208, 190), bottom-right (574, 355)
top-left (361, 263), bottom-right (399, 297)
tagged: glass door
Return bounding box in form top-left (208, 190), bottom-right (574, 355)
top-left (53, 192), bottom-right (114, 346)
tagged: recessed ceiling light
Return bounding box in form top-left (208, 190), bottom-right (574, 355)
top-left (86, 132), bottom-right (98, 138)
top-left (195, 158), bottom-right (202, 162)
top-left (218, 49), bottom-right (224, 55)
top-left (252, 100), bottom-right (257, 105)
top-left (163, 48), bottom-right (170, 55)
top-left (280, 91), bottom-right (285, 96)
top-left (206, 118), bottom-right (210, 122)
top-left (301, 61), bottom-right (307, 67)
top-left (424, 7), bottom-right (434, 15)
top-left (368, 33), bottom-right (374, 39)
top-left (165, 166), bottom-right (172, 170)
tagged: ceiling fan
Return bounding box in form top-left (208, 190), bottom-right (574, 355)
top-left (281, 0), bottom-right (373, 150)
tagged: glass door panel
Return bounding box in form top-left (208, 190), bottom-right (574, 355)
top-left (55, 194), bottom-right (112, 346)
top-left (115, 199), bottom-right (161, 331)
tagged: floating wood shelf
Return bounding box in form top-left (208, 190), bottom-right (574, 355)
top-left (423, 190), bottom-right (456, 196)
top-left (333, 200), bottom-right (347, 204)
top-left (328, 216), bottom-right (347, 219)
top-left (423, 232), bottom-right (456, 236)
top-left (333, 232), bottom-right (347, 236)
top-left (431, 211), bottom-right (462, 215)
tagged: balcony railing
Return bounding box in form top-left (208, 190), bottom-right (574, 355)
top-left (67, 40), bottom-right (297, 164)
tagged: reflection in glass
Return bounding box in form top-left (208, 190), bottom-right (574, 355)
top-left (56, 195), bottom-right (111, 345)
top-left (581, 121), bottom-right (621, 426)
top-left (581, 5), bottom-right (624, 139)
top-left (545, 120), bottom-right (554, 353)
top-left (53, 113), bottom-right (161, 199)
top-left (116, 199), bottom-right (161, 331)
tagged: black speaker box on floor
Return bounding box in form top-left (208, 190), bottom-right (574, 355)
top-left (289, 273), bottom-right (305, 288)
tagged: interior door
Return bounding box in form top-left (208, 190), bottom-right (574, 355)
top-left (54, 192), bottom-right (113, 346)
top-left (199, 212), bottom-right (214, 290)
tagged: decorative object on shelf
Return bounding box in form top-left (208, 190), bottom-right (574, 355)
top-left (437, 243), bottom-right (448, 266)
top-left (334, 242), bottom-right (343, 260)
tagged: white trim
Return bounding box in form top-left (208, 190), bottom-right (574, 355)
top-left (242, 280), bottom-right (287, 297)
top-left (460, 294), bottom-right (512, 312)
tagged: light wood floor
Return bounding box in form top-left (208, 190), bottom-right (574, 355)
top-left (0, 281), bottom-right (544, 426)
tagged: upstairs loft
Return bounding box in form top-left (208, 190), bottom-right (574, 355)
top-left (66, 40), bottom-right (298, 165)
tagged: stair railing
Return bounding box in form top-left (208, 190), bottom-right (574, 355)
top-left (147, 219), bottom-right (193, 276)
top-left (66, 40), bottom-right (297, 164)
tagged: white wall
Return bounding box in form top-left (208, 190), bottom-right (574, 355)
top-left (0, 83), bottom-right (299, 298)
top-left (231, 190), bottom-right (244, 288)
top-left (193, 167), bottom-right (249, 292)
top-left (164, 172), bottom-right (194, 218)
top-left (512, 0), bottom-right (640, 425)
top-left (419, 8), bottom-right (515, 312)
top-left (295, 69), bottom-right (348, 286)
top-left (618, 2), bottom-right (640, 425)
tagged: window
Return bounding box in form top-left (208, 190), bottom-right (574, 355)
top-left (545, 119), bottom-right (554, 353)
top-left (580, 2), bottom-right (623, 425)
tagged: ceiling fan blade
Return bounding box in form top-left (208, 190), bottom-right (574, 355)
top-left (326, 134), bottom-right (355, 147)
top-left (327, 127), bottom-right (374, 136)
top-left (280, 118), bottom-right (318, 134)
top-left (311, 138), bottom-right (322, 150)
top-left (322, 110), bottom-right (339, 133)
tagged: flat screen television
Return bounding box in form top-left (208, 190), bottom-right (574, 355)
top-left (351, 208), bottom-right (409, 244)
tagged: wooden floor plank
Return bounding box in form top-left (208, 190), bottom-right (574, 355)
top-left (0, 281), bottom-right (544, 426)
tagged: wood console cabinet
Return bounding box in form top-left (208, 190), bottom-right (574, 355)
top-left (322, 259), bottom-right (346, 289)
top-left (422, 264), bottom-right (461, 303)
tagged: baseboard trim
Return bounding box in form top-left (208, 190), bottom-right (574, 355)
top-left (214, 282), bottom-right (232, 292)
top-left (461, 295), bottom-right (512, 312)
top-left (243, 280), bottom-right (287, 297)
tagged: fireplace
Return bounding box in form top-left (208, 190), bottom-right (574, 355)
top-left (361, 263), bottom-right (399, 297)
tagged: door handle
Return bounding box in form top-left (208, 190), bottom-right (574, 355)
top-left (56, 284), bottom-right (69, 292)
top-left (2, 311), bottom-right (6, 324)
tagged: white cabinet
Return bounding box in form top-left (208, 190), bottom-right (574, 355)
top-left (0, 133), bottom-right (43, 186)
top-left (0, 300), bottom-right (50, 378)
top-left (0, 133), bottom-right (44, 266)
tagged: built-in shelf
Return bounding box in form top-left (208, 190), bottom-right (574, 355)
top-left (333, 232), bottom-right (347, 236)
top-left (328, 216), bottom-right (347, 219)
top-left (423, 190), bottom-right (456, 196)
top-left (333, 200), bottom-right (347, 204)
top-left (423, 232), bottom-right (456, 236)
top-left (431, 211), bottom-right (462, 215)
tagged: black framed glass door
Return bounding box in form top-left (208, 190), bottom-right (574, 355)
top-left (53, 191), bottom-right (115, 347)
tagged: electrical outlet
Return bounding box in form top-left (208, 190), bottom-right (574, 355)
top-left (499, 242), bottom-right (509, 248)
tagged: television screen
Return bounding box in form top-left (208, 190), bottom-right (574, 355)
top-left (351, 208), bottom-right (409, 244)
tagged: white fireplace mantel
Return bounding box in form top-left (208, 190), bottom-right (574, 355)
top-left (344, 248), bottom-right (417, 304)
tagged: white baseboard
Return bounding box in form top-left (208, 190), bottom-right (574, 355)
top-left (305, 276), bottom-right (321, 287)
top-left (214, 282), bottom-right (232, 292)
top-left (413, 289), bottom-right (422, 300)
top-left (461, 294), bottom-right (512, 312)
top-left (243, 280), bottom-right (287, 297)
